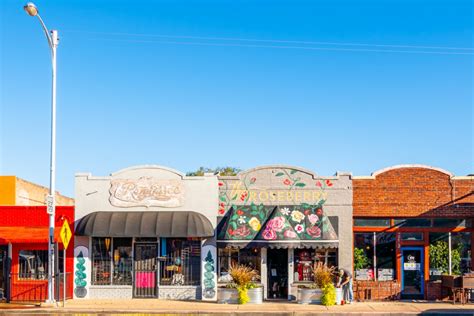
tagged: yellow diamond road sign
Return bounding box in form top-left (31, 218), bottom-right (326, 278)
top-left (60, 219), bottom-right (72, 250)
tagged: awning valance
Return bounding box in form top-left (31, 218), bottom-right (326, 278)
top-left (75, 211), bottom-right (214, 238)
top-left (0, 227), bottom-right (63, 244)
top-left (217, 240), bottom-right (339, 249)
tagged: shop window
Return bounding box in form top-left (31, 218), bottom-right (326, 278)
top-left (432, 219), bottom-right (469, 228)
top-left (18, 250), bottom-right (48, 280)
top-left (375, 233), bottom-right (396, 280)
top-left (429, 233), bottom-right (472, 280)
top-left (294, 249), bottom-right (337, 282)
top-left (354, 219), bottom-right (390, 227)
top-left (394, 218), bottom-right (431, 227)
top-left (401, 232), bottom-right (423, 241)
top-left (160, 238), bottom-right (201, 286)
top-left (217, 248), bottom-right (261, 279)
top-left (354, 233), bottom-right (375, 280)
top-left (112, 238), bottom-right (132, 285)
top-left (92, 237), bottom-right (112, 285)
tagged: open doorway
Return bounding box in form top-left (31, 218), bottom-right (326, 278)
top-left (267, 248), bottom-right (288, 299)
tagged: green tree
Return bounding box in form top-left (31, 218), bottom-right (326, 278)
top-left (186, 167), bottom-right (241, 176)
top-left (430, 240), bottom-right (462, 275)
top-left (353, 247), bottom-right (370, 271)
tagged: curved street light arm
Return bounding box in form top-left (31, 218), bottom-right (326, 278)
top-left (35, 13), bottom-right (53, 52)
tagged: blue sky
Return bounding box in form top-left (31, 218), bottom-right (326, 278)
top-left (1, 0), bottom-right (472, 197)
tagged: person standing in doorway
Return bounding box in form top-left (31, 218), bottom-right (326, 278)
top-left (337, 268), bottom-right (353, 304)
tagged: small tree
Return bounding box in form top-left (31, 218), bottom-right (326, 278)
top-left (186, 167), bottom-right (241, 176)
top-left (353, 247), bottom-right (370, 271)
top-left (203, 250), bottom-right (216, 298)
top-left (74, 251), bottom-right (87, 298)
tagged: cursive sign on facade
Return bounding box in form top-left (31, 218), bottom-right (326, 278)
top-left (109, 177), bottom-right (184, 208)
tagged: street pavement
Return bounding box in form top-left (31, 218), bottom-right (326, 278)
top-left (1, 300), bottom-right (474, 315)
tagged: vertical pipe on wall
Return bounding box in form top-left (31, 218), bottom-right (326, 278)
top-left (448, 232), bottom-right (452, 275)
top-left (261, 248), bottom-right (267, 300)
top-left (373, 232), bottom-right (377, 281)
top-left (287, 248), bottom-right (294, 301)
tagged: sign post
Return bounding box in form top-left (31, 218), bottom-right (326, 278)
top-left (60, 220), bottom-right (72, 307)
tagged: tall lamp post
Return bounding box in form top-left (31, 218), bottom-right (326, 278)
top-left (23, 2), bottom-right (59, 303)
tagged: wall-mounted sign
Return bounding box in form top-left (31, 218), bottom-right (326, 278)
top-left (109, 177), bottom-right (184, 208)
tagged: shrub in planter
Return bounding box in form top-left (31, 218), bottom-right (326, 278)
top-left (228, 264), bottom-right (260, 305)
top-left (321, 283), bottom-right (336, 306)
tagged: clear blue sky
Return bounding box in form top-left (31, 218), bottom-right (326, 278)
top-left (1, 0), bottom-right (472, 197)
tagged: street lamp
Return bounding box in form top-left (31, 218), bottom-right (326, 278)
top-left (23, 2), bottom-right (59, 304)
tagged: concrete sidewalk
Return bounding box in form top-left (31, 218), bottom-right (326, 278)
top-left (1, 300), bottom-right (474, 315)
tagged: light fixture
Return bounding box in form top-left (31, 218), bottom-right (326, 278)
top-left (23, 2), bottom-right (38, 16)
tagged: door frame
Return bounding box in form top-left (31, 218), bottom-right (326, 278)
top-left (132, 241), bottom-right (159, 298)
top-left (401, 246), bottom-right (424, 297)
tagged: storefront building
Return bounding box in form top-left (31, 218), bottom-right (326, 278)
top-left (73, 166), bottom-right (218, 300)
top-left (0, 206), bottom-right (74, 302)
top-left (216, 165), bottom-right (353, 300)
top-left (352, 165), bottom-right (474, 300)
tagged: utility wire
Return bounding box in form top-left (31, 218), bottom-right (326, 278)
top-left (83, 37), bottom-right (474, 56)
top-left (63, 29), bottom-right (474, 51)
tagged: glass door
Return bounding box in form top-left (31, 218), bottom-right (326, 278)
top-left (133, 243), bottom-right (158, 298)
top-left (401, 247), bottom-right (424, 299)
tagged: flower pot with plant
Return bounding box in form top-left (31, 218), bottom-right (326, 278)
top-left (298, 262), bottom-right (336, 305)
top-left (218, 264), bottom-right (262, 304)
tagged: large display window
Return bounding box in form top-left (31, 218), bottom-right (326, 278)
top-left (293, 248), bottom-right (337, 282)
top-left (217, 248), bottom-right (260, 278)
top-left (159, 238), bottom-right (201, 286)
top-left (429, 232), bottom-right (472, 280)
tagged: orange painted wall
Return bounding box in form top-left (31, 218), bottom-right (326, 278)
top-left (0, 176), bottom-right (16, 205)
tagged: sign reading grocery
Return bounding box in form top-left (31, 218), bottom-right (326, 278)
top-left (109, 177), bottom-right (184, 208)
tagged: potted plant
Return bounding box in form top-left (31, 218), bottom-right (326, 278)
top-left (298, 262), bottom-right (336, 305)
top-left (217, 264), bottom-right (262, 304)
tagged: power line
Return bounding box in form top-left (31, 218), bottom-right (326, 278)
top-left (62, 29), bottom-right (474, 51)
top-left (85, 37), bottom-right (474, 56)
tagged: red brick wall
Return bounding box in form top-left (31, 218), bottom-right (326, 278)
top-left (353, 166), bottom-right (474, 218)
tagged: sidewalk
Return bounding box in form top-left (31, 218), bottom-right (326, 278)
top-left (1, 300), bottom-right (474, 315)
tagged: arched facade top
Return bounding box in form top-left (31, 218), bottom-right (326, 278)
top-left (237, 165), bottom-right (318, 179)
top-left (371, 164), bottom-right (454, 178)
top-left (111, 165), bottom-right (185, 178)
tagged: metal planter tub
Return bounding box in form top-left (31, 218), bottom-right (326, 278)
top-left (297, 287), bottom-right (322, 304)
top-left (217, 288), bottom-right (239, 304)
top-left (247, 287), bottom-right (263, 304)
top-left (217, 287), bottom-right (263, 304)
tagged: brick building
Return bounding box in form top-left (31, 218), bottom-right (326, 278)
top-left (352, 165), bottom-right (474, 300)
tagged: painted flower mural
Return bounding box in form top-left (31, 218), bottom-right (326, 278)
top-left (295, 224), bottom-right (305, 234)
top-left (262, 228), bottom-right (277, 240)
top-left (280, 207), bottom-right (290, 215)
top-left (284, 230), bottom-right (298, 239)
top-left (308, 214), bottom-right (319, 225)
top-left (248, 217), bottom-right (261, 231)
top-left (291, 210), bottom-right (305, 223)
top-left (306, 225), bottom-right (322, 238)
top-left (218, 168), bottom-right (337, 242)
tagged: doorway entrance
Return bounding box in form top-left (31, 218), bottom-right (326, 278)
top-left (133, 242), bottom-right (158, 298)
top-left (267, 248), bottom-right (288, 299)
top-left (401, 247), bottom-right (424, 299)
top-left (0, 246), bottom-right (6, 300)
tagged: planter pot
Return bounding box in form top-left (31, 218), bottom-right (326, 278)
top-left (247, 287), bottom-right (263, 304)
top-left (335, 287), bottom-right (343, 305)
top-left (217, 288), bottom-right (238, 304)
top-left (217, 287), bottom-right (263, 304)
top-left (297, 288), bottom-right (322, 304)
